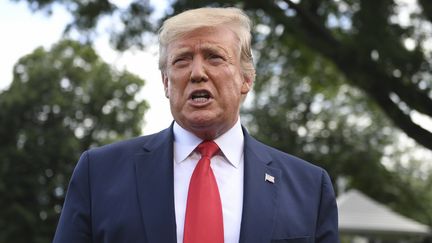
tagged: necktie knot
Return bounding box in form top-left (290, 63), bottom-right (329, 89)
top-left (197, 140), bottom-right (220, 158)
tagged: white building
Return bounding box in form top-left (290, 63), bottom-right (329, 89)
top-left (337, 189), bottom-right (431, 243)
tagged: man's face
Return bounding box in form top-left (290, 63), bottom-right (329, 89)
top-left (162, 26), bottom-right (252, 139)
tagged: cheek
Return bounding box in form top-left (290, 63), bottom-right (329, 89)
top-left (167, 76), bottom-right (187, 100)
top-left (225, 69), bottom-right (246, 92)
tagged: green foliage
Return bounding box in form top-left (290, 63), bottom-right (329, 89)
top-left (0, 39), bottom-right (148, 242)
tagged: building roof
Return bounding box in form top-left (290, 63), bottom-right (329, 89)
top-left (337, 189), bottom-right (431, 236)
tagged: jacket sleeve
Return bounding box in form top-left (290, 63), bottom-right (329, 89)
top-left (315, 170), bottom-right (340, 243)
top-left (53, 151), bottom-right (92, 243)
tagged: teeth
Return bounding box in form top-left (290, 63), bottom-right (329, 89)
top-left (191, 91), bottom-right (210, 100)
top-left (192, 97), bottom-right (209, 102)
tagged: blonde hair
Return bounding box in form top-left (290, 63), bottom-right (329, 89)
top-left (158, 7), bottom-right (256, 82)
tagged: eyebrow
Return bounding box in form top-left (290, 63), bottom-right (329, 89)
top-left (169, 47), bottom-right (192, 60)
top-left (169, 43), bottom-right (232, 60)
top-left (200, 43), bottom-right (231, 57)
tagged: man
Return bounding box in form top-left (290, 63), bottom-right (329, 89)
top-left (53, 7), bottom-right (339, 243)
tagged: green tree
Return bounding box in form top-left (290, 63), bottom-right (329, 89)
top-left (390, 156), bottom-right (432, 227)
top-left (0, 39), bottom-right (148, 242)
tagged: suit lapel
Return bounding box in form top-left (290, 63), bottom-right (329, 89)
top-left (134, 127), bottom-right (177, 243)
top-left (239, 129), bottom-right (281, 243)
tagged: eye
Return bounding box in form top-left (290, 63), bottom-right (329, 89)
top-left (209, 54), bottom-right (223, 60)
top-left (208, 54), bottom-right (225, 64)
top-left (173, 58), bottom-right (184, 64)
top-left (172, 56), bottom-right (190, 67)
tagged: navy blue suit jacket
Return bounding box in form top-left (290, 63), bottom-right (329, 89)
top-left (53, 126), bottom-right (339, 243)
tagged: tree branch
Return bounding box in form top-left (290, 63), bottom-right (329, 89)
top-left (419, 0), bottom-right (432, 23)
top-left (366, 84), bottom-right (432, 150)
top-left (282, 0), bottom-right (340, 47)
top-left (336, 56), bottom-right (432, 118)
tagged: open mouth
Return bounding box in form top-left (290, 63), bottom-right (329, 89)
top-left (190, 90), bottom-right (212, 102)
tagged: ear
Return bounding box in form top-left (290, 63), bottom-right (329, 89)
top-left (161, 72), bottom-right (169, 98)
top-left (240, 75), bottom-right (253, 95)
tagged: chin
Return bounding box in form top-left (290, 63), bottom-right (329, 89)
top-left (188, 118), bottom-right (217, 130)
top-left (185, 118), bottom-right (220, 138)
top-left (185, 111), bottom-right (219, 127)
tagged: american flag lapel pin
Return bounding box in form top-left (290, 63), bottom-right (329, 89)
top-left (265, 173), bottom-right (275, 183)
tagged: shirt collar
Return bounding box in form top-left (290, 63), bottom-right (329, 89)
top-left (173, 119), bottom-right (244, 168)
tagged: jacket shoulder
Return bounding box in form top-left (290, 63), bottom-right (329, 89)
top-left (247, 134), bottom-right (324, 174)
top-left (86, 127), bottom-right (172, 162)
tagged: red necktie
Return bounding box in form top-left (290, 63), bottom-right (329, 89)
top-left (183, 140), bottom-right (224, 243)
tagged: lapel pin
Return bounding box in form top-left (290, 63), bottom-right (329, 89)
top-left (265, 173), bottom-right (275, 183)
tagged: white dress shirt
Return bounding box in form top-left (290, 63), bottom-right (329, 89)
top-left (173, 119), bottom-right (244, 243)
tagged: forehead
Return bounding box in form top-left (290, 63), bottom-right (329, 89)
top-left (167, 26), bottom-right (239, 55)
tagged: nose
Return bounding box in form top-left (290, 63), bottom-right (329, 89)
top-left (190, 57), bottom-right (208, 83)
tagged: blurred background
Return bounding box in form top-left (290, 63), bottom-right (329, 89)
top-left (1, 0), bottom-right (432, 242)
